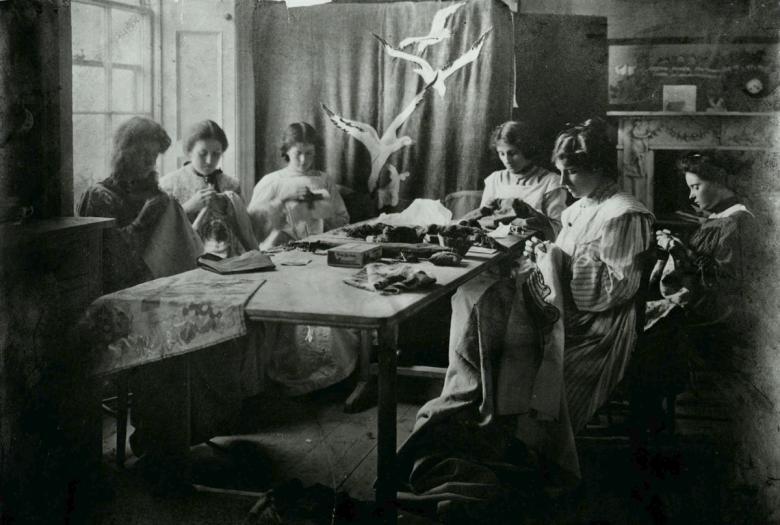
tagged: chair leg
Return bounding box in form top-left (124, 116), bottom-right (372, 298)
top-left (116, 372), bottom-right (130, 467)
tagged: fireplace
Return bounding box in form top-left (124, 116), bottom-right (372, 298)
top-left (609, 111), bottom-right (780, 221)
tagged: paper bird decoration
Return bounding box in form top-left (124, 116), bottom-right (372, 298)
top-left (376, 164), bottom-right (410, 209)
top-left (373, 28), bottom-right (492, 99)
top-left (322, 74), bottom-right (438, 193)
top-left (399, 2), bottom-right (465, 52)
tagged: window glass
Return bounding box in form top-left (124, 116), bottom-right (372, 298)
top-left (111, 67), bottom-right (138, 112)
top-left (111, 9), bottom-right (143, 65)
top-left (72, 3), bottom-right (104, 61)
top-left (71, 1), bottom-right (154, 213)
top-left (73, 65), bottom-right (107, 112)
top-left (72, 114), bottom-right (108, 205)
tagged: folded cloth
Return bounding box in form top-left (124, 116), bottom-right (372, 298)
top-left (197, 250), bottom-right (275, 274)
top-left (344, 262), bottom-right (436, 294)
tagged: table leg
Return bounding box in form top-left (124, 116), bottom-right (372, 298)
top-left (344, 329), bottom-right (377, 413)
top-left (375, 323), bottom-right (398, 524)
top-left (115, 371), bottom-right (130, 467)
top-left (248, 322), bottom-right (265, 392)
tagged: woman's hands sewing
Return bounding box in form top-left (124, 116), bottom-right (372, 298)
top-left (655, 229), bottom-right (684, 252)
top-left (511, 202), bottom-right (549, 233)
top-left (523, 236), bottom-right (551, 262)
top-left (132, 192), bottom-right (170, 231)
top-left (183, 187), bottom-right (217, 215)
top-left (279, 186), bottom-right (315, 204)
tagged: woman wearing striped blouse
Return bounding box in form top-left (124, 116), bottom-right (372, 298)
top-left (522, 119), bottom-right (654, 471)
top-left (396, 120), bottom-right (654, 507)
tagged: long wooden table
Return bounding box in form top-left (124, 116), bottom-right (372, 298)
top-left (244, 240), bottom-right (524, 523)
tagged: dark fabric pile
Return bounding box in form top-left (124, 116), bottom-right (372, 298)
top-left (246, 479), bottom-right (375, 525)
top-left (342, 223), bottom-right (426, 243)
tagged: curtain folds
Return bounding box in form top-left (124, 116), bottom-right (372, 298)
top-left (252, 0), bottom-right (513, 211)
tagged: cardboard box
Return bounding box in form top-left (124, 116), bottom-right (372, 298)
top-left (327, 243), bottom-right (382, 267)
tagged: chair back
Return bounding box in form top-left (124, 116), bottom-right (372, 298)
top-left (442, 190), bottom-right (482, 220)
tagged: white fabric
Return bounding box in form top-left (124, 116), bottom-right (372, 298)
top-left (373, 198), bottom-right (453, 226)
top-left (708, 203), bottom-right (753, 219)
top-left (247, 167), bottom-right (350, 244)
top-left (159, 165), bottom-right (241, 205)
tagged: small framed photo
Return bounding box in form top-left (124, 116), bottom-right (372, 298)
top-left (662, 85), bottom-right (697, 112)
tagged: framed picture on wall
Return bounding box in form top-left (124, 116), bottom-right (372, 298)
top-left (608, 40), bottom-right (780, 111)
top-left (662, 85), bottom-right (696, 111)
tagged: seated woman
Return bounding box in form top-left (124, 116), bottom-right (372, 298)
top-left (78, 117), bottom-right (258, 493)
top-left (632, 153), bottom-right (757, 416)
top-left (647, 152), bottom-right (755, 332)
top-left (399, 121), bottom-right (568, 365)
top-left (396, 119), bottom-right (654, 517)
top-left (247, 122), bottom-right (349, 249)
top-left (159, 120), bottom-right (257, 257)
top-left (476, 120), bottom-right (567, 241)
top-left (248, 122), bottom-right (357, 395)
top-left (77, 116), bottom-right (200, 287)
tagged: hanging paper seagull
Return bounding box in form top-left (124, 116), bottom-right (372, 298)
top-left (376, 164), bottom-right (410, 209)
top-left (399, 2), bottom-right (465, 52)
top-left (373, 28), bottom-right (492, 99)
top-left (321, 74), bottom-right (438, 193)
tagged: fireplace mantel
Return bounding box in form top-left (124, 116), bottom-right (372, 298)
top-left (607, 111), bottom-right (780, 211)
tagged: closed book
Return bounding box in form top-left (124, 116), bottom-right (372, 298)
top-left (197, 250), bottom-right (275, 274)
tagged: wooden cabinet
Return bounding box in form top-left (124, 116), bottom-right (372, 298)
top-left (0, 217), bottom-right (114, 521)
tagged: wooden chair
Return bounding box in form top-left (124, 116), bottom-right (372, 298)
top-left (443, 190), bottom-right (482, 220)
top-left (101, 372), bottom-right (131, 467)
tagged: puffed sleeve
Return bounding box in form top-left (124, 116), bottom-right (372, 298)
top-left (479, 173), bottom-right (497, 208)
top-left (323, 174), bottom-right (350, 230)
top-left (569, 212), bottom-right (653, 312)
top-left (247, 174), bottom-right (284, 241)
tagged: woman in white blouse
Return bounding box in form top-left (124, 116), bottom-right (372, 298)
top-left (247, 123), bottom-right (356, 395)
top-left (479, 120), bottom-right (567, 241)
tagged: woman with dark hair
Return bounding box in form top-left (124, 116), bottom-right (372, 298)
top-left (524, 118), bottom-right (654, 435)
top-left (477, 120), bottom-right (567, 240)
top-left (247, 122), bottom-right (356, 395)
top-left (646, 152), bottom-right (756, 335)
top-left (160, 119), bottom-right (257, 257)
top-left (395, 119), bottom-right (654, 516)
top-left (247, 121), bottom-right (349, 249)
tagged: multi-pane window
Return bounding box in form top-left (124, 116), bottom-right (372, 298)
top-left (71, 0), bottom-right (154, 209)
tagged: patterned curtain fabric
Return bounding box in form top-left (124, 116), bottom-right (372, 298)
top-left (252, 0), bottom-right (514, 213)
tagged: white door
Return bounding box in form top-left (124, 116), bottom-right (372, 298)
top-left (159, 0), bottom-right (237, 183)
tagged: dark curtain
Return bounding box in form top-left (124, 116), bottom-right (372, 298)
top-left (252, 0), bottom-right (514, 212)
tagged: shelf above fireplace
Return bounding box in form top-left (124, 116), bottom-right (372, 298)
top-left (607, 111), bottom-right (780, 117)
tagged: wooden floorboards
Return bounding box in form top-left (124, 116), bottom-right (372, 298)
top-left (99, 377), bottom-right (438, 514)
top-left (94, 373), bottom-right (756, 524)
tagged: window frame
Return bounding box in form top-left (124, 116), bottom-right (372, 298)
top-left (71, 0), bottom-right (160, 210)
